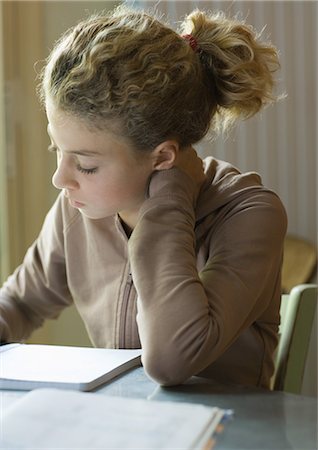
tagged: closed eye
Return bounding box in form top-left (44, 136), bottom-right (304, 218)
top-left (48, 145), bottom-right (98, 175)
top-left (76, 165), bottom-right (98, 175)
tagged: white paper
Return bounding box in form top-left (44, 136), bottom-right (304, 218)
top-left (0, 344), bottom-right (141, 390)
top-left (1, 388), bottom-right (224, 449)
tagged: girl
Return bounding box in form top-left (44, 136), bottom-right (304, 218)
top-left (0, 6), bottom-right (287, 387)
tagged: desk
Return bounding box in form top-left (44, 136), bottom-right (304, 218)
top-left (1, 367), bottom-right (317, 449)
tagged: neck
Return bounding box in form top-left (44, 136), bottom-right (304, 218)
top-left (118, 210), bottom-right (139, 237)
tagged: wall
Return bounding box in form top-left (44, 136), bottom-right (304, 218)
top-left (1, 2), bottom-right (50, 274)
top-left (0, 3), bottom-right (9, 281)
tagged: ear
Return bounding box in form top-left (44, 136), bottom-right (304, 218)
top-left (151, 140), bottom-right (180, 171)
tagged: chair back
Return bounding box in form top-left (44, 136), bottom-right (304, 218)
top-left (282, 236), bottom-right (317, 293)
top-left (273, 284), bottom-right (317, 394)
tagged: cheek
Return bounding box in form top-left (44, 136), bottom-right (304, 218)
top-left (89, 162), bottom-right (152, 202)
top-left (114, 162), bottom-right (152, 191)
top-left (90, 175), bottom-right (141, 202)
top-left (117, 174), bottom-right (149, 198)
top-left (129, 167), bottom-right (152, 192)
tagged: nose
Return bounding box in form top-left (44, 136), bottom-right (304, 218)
top-left (52, 156), bottom-right (79, 191)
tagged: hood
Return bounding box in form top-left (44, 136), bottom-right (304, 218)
top-left (195, 156), bottom-right (266, 238)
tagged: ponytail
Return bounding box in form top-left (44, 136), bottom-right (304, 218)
top-left (180, 10), bottom-right (281, 133)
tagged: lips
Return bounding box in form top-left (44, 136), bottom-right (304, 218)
top-left (69, 199), bottom-right (85, 208)
top-left (63, 191), bottom-right (85, 208)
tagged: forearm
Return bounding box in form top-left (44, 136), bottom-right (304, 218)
top-left (0, 293), bottom-right (44, 343)
top-left (0, 261), bottom-right (70, 343)
top-left (129, 169), bottom-right (218, 384)
top-left (0, 237), bottom-right (71, 343)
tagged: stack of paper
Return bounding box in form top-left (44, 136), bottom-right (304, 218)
top-left (1, 388), bottom-right (232, 449)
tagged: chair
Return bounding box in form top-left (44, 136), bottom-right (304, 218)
top-left (282, 235), bottom-right (317, 293)
top-left (272, 284), bottom-right (318, 394)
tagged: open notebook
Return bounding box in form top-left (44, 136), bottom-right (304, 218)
top-left (0, 343), bottom-right (142, 391)
top-left (1, 388), bottom-right (233, 449)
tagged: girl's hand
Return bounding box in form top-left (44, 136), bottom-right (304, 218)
top-left (145, 146), bottom-right (205, 207)
top-left (174, 146), bottom-right (206, 190)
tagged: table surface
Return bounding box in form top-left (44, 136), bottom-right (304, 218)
top-left (100, 367), bottom-right (317, 450)
top-left (1, 366), bottom-right (317, 450)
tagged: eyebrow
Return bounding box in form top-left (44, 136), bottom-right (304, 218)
top-left (68, 149), bottom-right (103, 157)
top-left (47, 125), bottom-right (103, 157)
top-left (48, 145), bottom-right (103, 157)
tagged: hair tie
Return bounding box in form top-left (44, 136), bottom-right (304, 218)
top-left (182, 34), bottom-right (199, 52)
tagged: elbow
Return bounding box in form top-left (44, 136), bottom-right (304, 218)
top-left (141, 349), bottom-right (190, 387)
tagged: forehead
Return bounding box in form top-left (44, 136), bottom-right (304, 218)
top-left (45, 103), bottom-right (149, 165)
top-left (46, 102), bottom-right (122, 152)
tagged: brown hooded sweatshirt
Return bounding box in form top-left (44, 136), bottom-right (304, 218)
top-left (0, 157), bottom-right (287, 387)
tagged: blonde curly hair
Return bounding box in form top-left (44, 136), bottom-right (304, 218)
top-left (40, 5), bottom-right (280, 151)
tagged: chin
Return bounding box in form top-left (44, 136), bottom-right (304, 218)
top-left (79, 209), bottom-right (114, 220)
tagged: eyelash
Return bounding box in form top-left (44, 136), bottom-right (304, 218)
top-left (76, 165), bottom-right (98, 175)
top-left (48, 145), bottom-right (98, 175)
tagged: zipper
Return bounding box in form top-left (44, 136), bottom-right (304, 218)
top-left (119, 272), bottom-right (133, 348)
